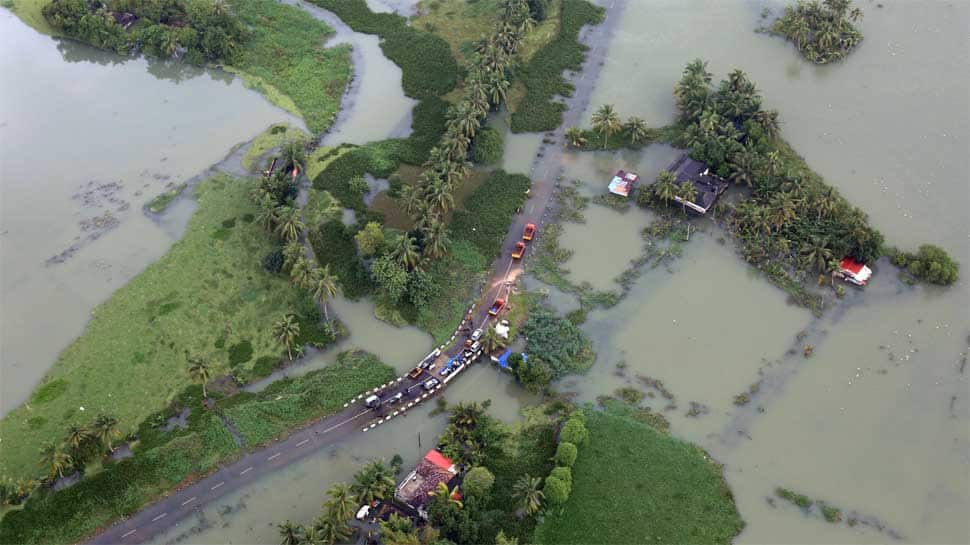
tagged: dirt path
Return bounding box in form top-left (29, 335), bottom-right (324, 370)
top-left (88, 2), bottom-right (624, 542)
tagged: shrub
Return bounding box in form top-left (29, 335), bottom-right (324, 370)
top-left (554, 442), bottom-right (577, 467)
top-left (471, 126), bottom-right (505, 164)
top-left (462, 466), bottom-right (496, 500)
top-left (251, 356), bottom-right (279, 377)
top-left (308, 220), bottom-right (374, 299)
top-left (522, 304), bottom-right (595, 377)
top-left (262, 247), bottom-right (284, 273)
top-left (776, 487), bottom-right (813, 510)
top-left (549, 466), bottom-right (572, 489)
top-left (559, 418), bottom-right (588, 446)
top-left (543, 475), bottom-right (571, 506)
top-left (354, 221), bottom-right (386, 257)
top-left (227, 341), bottom-right (254, 368)
top-left (890, 244), bottom-right (959, 285)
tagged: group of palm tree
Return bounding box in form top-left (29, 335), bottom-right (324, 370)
top-left (278, 460), bottom-right (397, 545)
top-left (400, 0), bottom-right (533, 259)
top-left (772, 0), bottom-right (863, 64)
top-left (38, 414), bottom-right (121, 481)
top-left (565, 105), bottom-right (650, 149)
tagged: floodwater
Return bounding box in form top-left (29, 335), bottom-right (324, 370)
top-left (279, 0), bottom-right (417, 146)
top-left (0, 11), bottom-right (300, 415)
top-left (546, 0), bottom-right (970, 543)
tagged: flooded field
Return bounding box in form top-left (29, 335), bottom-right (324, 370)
top-left (0, 11), bottom-right (299, 415)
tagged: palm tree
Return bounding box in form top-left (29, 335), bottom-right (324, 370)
top-left (399, 184), bottom-right (424, 218)
top-left (187, 356), bottom-right (212, 399)
top-left (422, 219), bottom-right (450, 259)
top-left (428, 482), bottom-right (463, 509)
top-left (279, 139), bottom-right (305, 176)
top-left (769, 193), bottom-right (797, 229)
top-left (814, 186), bottom-right (840, 221)
top-left (624, 116), bottom-right (649, 144)
top-left (65, 424), bottom-right (89, 452)
top-left (278, 521), bottom-right (305, 545)
top-left (653, 171), bottom-right (678, 208)
top-left (564, 127), bottom-right (587, 148)
top-left (312, 514), bottom-right (353, 545)
top-left (39, 443), bottom-right (72, 480)
top-left (800, 237), bottom-right (834, 272)
top-left (753, 109), bottom-right (781, 139)
top-left (448, 402), bottom-right (484, 429)
top-left (728, 150), bottom-right (759, 187)
top-left (323, 482), bottom-right (357, 526)
top-left (272, 315), bottom-right (301, 360)
top-left (512, 474), bottom-right (544, 516)
top-left (311, 266), bottom-right (339, 321)
top-left (424, 177), bottom-right (455, 216)
top-left (282, 241), bottom-right (304, 273)
top-left (352, 459), bottom-right (396, 505)
top-left (678, 182), bottom-right (699, 214)
top-left (255, 193), bottom-right (279, 230)
top-left (91, 414), bottom-right (121, 452)
top-left (391, 234), bottom-right (420, 270)
top-left (290, 256), bottom-right (314, 289)
top-left (481, 326), bottom-right (506, 353)
top-left (275, 206), bottom-right (304, 242)
top-left (591, 104), bottom-right (622, 149)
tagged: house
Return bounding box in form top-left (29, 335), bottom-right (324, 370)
top-left (666, 153), bottom-right (729, 214)
top-left (395, 449), bottom-right (459, 518)
top-left (608, 170), bottom-right (639, 197)
top-left (837, 257), bottom-right (872, 286)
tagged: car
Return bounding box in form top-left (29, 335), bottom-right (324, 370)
top-left (470, 328), bottom-right (483, 341)
top-left (488, 298), bottom-right (506, 316)
top-left (468, 340), bottom-right (481, 353)
top-left (523, 223), bottom-right (536, 241)
top-left (512, 241), bottom-right (526, 259)
top-left (364, 395), bottom-right (380, 409)
top-left (439, 366), bottom-right (452, 376)
top-left (388, 392), bottom-right (404, 404)
top-left (423, 378), bottom-right (440, 390)
top-left (407, 366), bottom-right (423, 379)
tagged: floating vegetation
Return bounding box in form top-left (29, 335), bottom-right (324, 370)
top-left (146, 183), bottom-right (187, 214)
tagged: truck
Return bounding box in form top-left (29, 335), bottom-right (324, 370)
top-left (488, 298), bottom-right (506, 316)
top-left (523, 223), bottom-right (536, 241)
top-left (512, 241), bottom-right (526, 259)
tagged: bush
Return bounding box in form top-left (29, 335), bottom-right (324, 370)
top-left (462, 466), bottom-right (495, 500)
top-left (471, 126), bottom-right (504, 164)
top-left (543, 475), bottom-right (571, 505)
top-left (549, 466), bottom-right (572, 489)
top-left (554, 442), bottom-right (577, 467)
top-left (354, 221), bottom-right (386, 257)
top-left (227, 340), bottom-right (254, 368)
top-left (515, 357), bottom-right (555, 394)
top-left (450, 170), bottom-right (531, 258)
top-left (559, 418), bottom-right (588, 446)
top-left (262, 247), bottom-right (284, 273)
top-left (522, 304), bottom-right (595, 377)
top-left (308, 220), bottom-right (374, 299)
top-left (890, 244), bottom-right (959, 285)
top-left (511, 0), bottom-right (605, 132)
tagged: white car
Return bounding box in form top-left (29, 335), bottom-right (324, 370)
top-left (470, 328), bottom-right (483, 341)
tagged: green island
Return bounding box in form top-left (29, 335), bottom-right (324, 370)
top-left (768, 0), bottom-right (864, 65)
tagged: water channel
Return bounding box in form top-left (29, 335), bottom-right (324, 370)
top-left (1, 0), bottom-right (967, 543)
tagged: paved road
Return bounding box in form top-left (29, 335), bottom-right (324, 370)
top-left (89, 2), bottom-right (625, 543)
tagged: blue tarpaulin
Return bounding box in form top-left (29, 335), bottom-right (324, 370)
top-left (496, 350), bottom-right (527, 370)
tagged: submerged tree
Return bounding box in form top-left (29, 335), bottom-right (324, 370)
top-left (564, 127), bottom-right (587, 148)
top-left (771, 0), bottom-right (864, 64)
top-left (311, 266), bottom-right (339, 321)
top-left (624, 116), bottom-right (650, 144)
top-left (591, 104), bottom-right (622, 149)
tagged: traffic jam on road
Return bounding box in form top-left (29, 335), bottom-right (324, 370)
top-left (357, 224), bottom-right (539, 428)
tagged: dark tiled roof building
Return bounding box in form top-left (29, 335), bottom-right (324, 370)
top-left (667, 153), bottom-right (729, 214)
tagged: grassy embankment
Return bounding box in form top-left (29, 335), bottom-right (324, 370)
top-left (533, 406), bottom-right (744, 545)
top-left (0, 175), bottom-right (321, 484)
top-left (241, 123), bottom-right (308, 173)
top-left (145, 183), bottom-right (187, 213)
top-left (0, 351), bottom-right (394, 545)
top-left (510, 0), bottom-right (604, 132)
top-left (2, 0), bottom-right (57, 35)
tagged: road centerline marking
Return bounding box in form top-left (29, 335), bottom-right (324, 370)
top-left (151, 513), bottom-right (167, 522)
top-left (240, 466), bottom-right (253, 475)
top-left (121, 530), bottom-right (137, 538)
top-left (211, 481), bottom-right (224, 490)
top-left (267, 452), bottom-right (281, 461)
top-left (296, 439), bottom-right (310, 447)
top-left (181, 497), bottom-right (197, 506)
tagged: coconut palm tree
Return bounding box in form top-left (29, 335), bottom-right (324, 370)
top-left (290, 256), bottom-right (314, 289)
top-left (591, 104), bottom-right (622, 149)
top-left (813, 186), bottom-right (840, 221)
top-left (399, 184), bottom-right (424, 218)
top-left (448, 402), bottom-right (484, 430)
top-left (91, 414), bottom-right (121, 452)
top-left (323, 482), bottom-right (357, 526)
top-left (279, 139), bottom-right (305, 176)
top-left (443, 159), bottom-right (472, 190)
top-left (800, 237), bottom-right (834, 272)
top-left (255, 193), bottom-right (279, 231)
top-left (624, 116), bottom-right (649, 144)
top-left (278, 521), bottom-right (305, 545)
top-left (653, 171), bottom-right (678, 208)
top-left (564, 127), bottom-right (587, 148)
top-left (425, 178), bottom-right (454, 217)
top-left (64, 424), bottom-right (90, 453)
top-left (352, 460), bottom-right (396, 504)
top-left (312, 513), bottom-right (353, 545)
top-left (512, 474), bottom-right (544, 516)
top-left (769, 192), bottom-right (797, 229)
top-left (311, 266), bottom-right (339, 321)
top-left (728, 150), bottom-right (760, 187)
top-left (274, 206), bottom-right (304, 242)
top-left (753, 109), bottom-right (781, 139)
top-left (187, 356), bottom-right (212, 399)
top-left (391, 234), bottom-right (421, 270)
top-left (428, 482), bottom-right (463, 509)
top-left (39, 442), bottom-right (72, 480)
top-left (481, 326), bottom-right (506, 353)
top-left (678, 182), bottom-right (699, 214)
top-left (422, 219), bottom-right (450, 259)
top-left (272, 315), bottom-right (301, 360)
top-left (282, 241), bottom-right (304, 273)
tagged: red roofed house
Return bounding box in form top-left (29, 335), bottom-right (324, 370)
top-left (395, 449), bottom-right (458, 518)
top-left (837, 257), bottom-right (872, 286)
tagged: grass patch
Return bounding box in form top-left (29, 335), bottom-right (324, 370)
top-left (414, 239), bottom-right (488, 343)
top-left (776, 487), bottom-right (813, 510)
top-left (450, 169), bottom-right (532, 259)
top-left (412, 0), bottom-right (500, 64)
top-left (226, 0), bottom-right (352, 134)
top-left (510, 0), bottom-right (604, 132)
top-left (303, 188), bottom-right (342, 229)
top-left (306, 144), bottom-right (352, 181)
top-left (241, 123), bottom-right (308, 173)
top-left (534, 408), bottom-right (744, 544)
top-left (221, 350), bottom-right (394, 445)
top-left (0, 174), bottom-right (310, 482)
top-left (5, 0), bottom-right (57, 36)
top-left (146, 183), bottom-right (187, 214)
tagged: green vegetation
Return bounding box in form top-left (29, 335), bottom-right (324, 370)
top-left (221, 350), bottom-right (395, 445)
top-left (534, 408), bottom-right (744, 545)
top-left (889, 244), bottom-right (960, 285)
top-left (0, 174), bottom-right (319, 483)
top-left (775, 487), bottom-right (844, 523)
top-left (471, 125), bottom-right (505, 164)
top-left (770, 0), bottom-right (863, 64)
top-left (776, 487), bottom-right (813, 509)
top-left (412, 0), bottom-right (504, 64)
top-left (521, 302), bottom-right (594, 377)
top-left (242, 123), bottom-right (308, 172)
top-left (510, 0), bottom-right (604, 132)
top-left (450, 170), bottom-right (531, 258)
top-left (145, 182), bottom-right (187, 213)
top-left (308, 219), bottom-right (374, 299)
top-left (4, 0), bottom-right (58, 35)
top-left (0, 352), bottom-right (391, 545)
top-left (414, 239), bottom-right (488, 344)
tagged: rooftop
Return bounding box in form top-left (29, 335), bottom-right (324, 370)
top-left (395, 450), bottom-right (458, 509)
top-left (666, 153), bottom-right (729, 213)
top-left (608, 170), bottom-right (639, 197)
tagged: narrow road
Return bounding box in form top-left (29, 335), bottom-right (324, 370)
top-left (89, 2), bottom-right (624, 543)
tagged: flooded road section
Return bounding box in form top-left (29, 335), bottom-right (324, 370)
top-left (0, 11), bottom-right (300, 415)
top-left (542, 1), bottom-right (969, 543)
